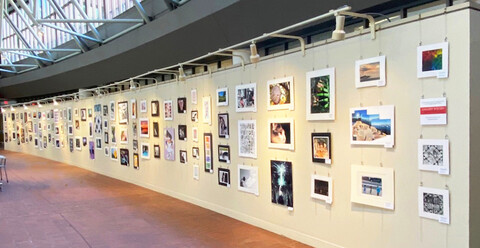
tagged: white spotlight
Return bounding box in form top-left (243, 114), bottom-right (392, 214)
top-left (10, 106), bottom-right (15, 111)
top-left (23, 104), bottom-right (28, 110)
top-left (53, 99), bottom-right (59, 106)
top-left (332, 15), bottom-right (346, 40)
top-left (37, 101), bottom-right (43, 108)
top-left (178, 66), bottom-right (186, 82)
top-left (249, 42), bottom-right (260, 63)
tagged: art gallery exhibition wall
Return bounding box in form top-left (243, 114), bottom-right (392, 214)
top-left (4, 5), bottom-right (479, 248)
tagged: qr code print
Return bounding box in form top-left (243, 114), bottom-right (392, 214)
top-left (422, 145), bottom-right (443, 166)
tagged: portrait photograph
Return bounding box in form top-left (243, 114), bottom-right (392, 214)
top-left (306, 67), bottom-right (335, 120)
top-left (151, 100), bottom-right (160, 117)
top-left (177, 97), bottom-right (187, 113)
top-left (163, 100), bottom-right (173, 120)
top-left (311, 132), bottom-right (331, 164)
top-left (235, 83), bottom-right (256, 112)
top-left (268, 118), bottom-right (294, 150)
top-left (267, 76), bottom-right (294, 110)
top-left (216, 87), bottom-right (229, 106)
top-left (218, 113), bottom-right (229, 138)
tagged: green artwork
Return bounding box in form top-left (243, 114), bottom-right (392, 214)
top-left (310, 75), bottom-right (330, 114)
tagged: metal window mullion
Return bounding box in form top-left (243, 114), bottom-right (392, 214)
top-left (70, 0), bottom-right (101, 40)
top-left (132, 0), bottom-right (150, 23)
top-left (3, 13), bottom-right (43, 66)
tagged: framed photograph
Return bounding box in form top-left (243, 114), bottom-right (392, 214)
top-left (218, 113), bottom-right (229, 138)
top-left (141, 143), bottom-right (150, 159)
top-left (119, 126), bottom-right (128, 144)
top-left (110, 147), bottom-right (118, 160)
top-left (418, 139), bottom-right (449, 174)
top-left (202, 96), bottom-right (211, 124)
top-left (267, 76), bottom-right (294, 110)
top-left (67, 107), bottom-right (73, 122)
top-left (191, 89), bottom-right (197, 105)
top-left (311, 132), bottom-right (331, 164)
top-left (268, 118), bottom-right (294, 150)
top-left (355, 55), bottom-right (386, 88)
top-left (311, 175), bottom-right (333, 204)
top-left (177, 97), bottom-right (187, 113)
top-left (271, 160), bottom-right (293, 208)
top-left (180, 150), bottom-right (187, 164)
top-left (192, 127), bottom-right (199, 142)
top-left (133, 153), bottom-right (139, 169)
top-left (153, 122), bottom-right (159, 138)
top-left (351, 164), bottom-right (394, 210)
top-left (69, 138), bottom-right (74, 152)
top-left (75, 120), bottom-right (80, 130)
top-left (131, 99), bottom-right (137, 119)
top-left (68, 125), bottom-right (73, 136)
top-left (102, 105), bottom-right (107, 117)
top-left (235, 83), bottom-right (256, 112)
top-left (89, 122), bottom-right (93, 137)
top-left (193, 164), bottom-right (199, 180)
top-left (103, 119), bottom-right (108, 129)
top-left (238, 164), bottom-right (258, 195)
top-left (216, 87), bottom-right (229, 106)
top-left (306, 67), bottom-right (335, 120)
top-left (109, 101), bottom-right (115, 120)
top-left (139, 118), bottom-right (149, 138)
top-left (191, 110), bottom-right (198, 123)
top-left (192, 147), bottom-right (200, 159)
top-left (218, 145), bottom-right (230, 163)
top-left (154, 144), bottom-right (160, 158)
top-left (104, 132), bottom-right (109, 144)
top-left (178, 125), bottom-right (187, 141)
top-left (238, 120), bottom-right (257, 158)
top-left (151, 100), bottom-right (160, 117)
top-left (120, 148), bottom-right (129, 166)
top-left (89, 141), bottom-right (94, 159)
top-left (164, 127), bottom-right (175, 161)
top-left (118, 101), bottom-right (128, 124)
top-left (81, 108), bottom-right (87, 121)
top-left (111, 125), bottom-right (116, 144)
top-left (218, 168), bottom-right (230, 187)
top-left (350, 105), bottom-right (394, 148)
top-left (204, 133), bottom-right (213, 173)
top-left (104, 147), bottom-right (109, 157)
top-left (420, 97), bottom-right (447, 125)
top-left (75, 108), bottom-right (79, 117)
top-left (417, 42), bottom-right (449, 78)
top-left (132, 121), bottom-right (138, 139)
top-left (418, 187), bottom-right (450, 224)
top-left (133, 140), bottom-right (138, 152)
top-left (82, 137), bottom-right (87, 146)
top-left (163, 100), bottom-right (173, 120)
top-left (140, 100), bottom-right (147, 113)
top-left (95, 137), bottom-right (102, 150)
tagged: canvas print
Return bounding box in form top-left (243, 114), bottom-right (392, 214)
top-left (192, 147), bottom-right (200, 159)
top-left (351, 164), bottom-right (394, 210)
top-left (177, 97), bottom-right (187, 113)
top-left (218, 113), bottom-right (229, 138)
top-left (238, 120), bottom-right (257, 158)
top-left (204, 133), bottom-right (213, 173)
top-left (418, 187), bottom-right (450, 224)
top-left (153, 122), bottom-right (159, 138)
top-left (417, 42), bottom-right (449, 78)
top-left (268, 118), bottom-right (294, 150)
top-left (139, 118), bottom-right (149, 138)
top-left (141, 143), bottom-right (150, 159)
top-left (191, 89), bottom-right (197, 105)
top-left (355, 55), bottom-right (386, 88)
top-left (218, 168), bottom-right (230, 187)
top-left (311, 175), bottom-right (332, 203)
top-left (350, 105), bottom-right (395, 148)
top-left (118, 101), bottom-right (128, 124)
top-left (131, 99), bottom-right (137, 119)
top-left (312, 132), bottom-right (331, 164)
top-left (216, 87), bottom-right (229, 106)
top-left (218, 145), bottom-right (230, 163)
top-left (180, 150), bottom-right (187, 164)
top-left (140, 100), bottom-right (147, 113)
top-left (89, 141), bottom-right (95, 159)
top-left (271, 160), bottom-right (293, 208)
top-left (151, 100), bottom-right (160, 117)
top-left (191, 110), bottom-right (198, 123)
top-left (133, 153), bottom-right (139, 169)
top-left (178, 125), bottom-right (187, 141)
top-left (154, 144), bottom-right (160, 158)
top-left (120, 148), bottom-right (129, 166)
top-left (163, 100), bottom-right (173, 120)
top-left (164, 127), bottom-right (175, 161)
top-left (267, 76), bottom-right (294, 110)
top-left (418, 139), bottom-right (449, 174)
top-left (110, 147), bottom-right (118, 161)
top-left (238, 164), bottom-right (259, 195)
top-left (202, 96), bottom-right (211, 124)
top-left (235, 83), bottom-right (256, 112)
top-left (306, 67), bottom-right (335, 120)
top-left (192, 127), bottom-right (199, 142)
top-left (109, 101), bottom-right (115, 120)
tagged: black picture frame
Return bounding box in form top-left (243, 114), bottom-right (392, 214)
top-left (311, 132), bottom-right (331, 163)
top-left (218, 145), bottom-right (230, 163)
top-left (192, 147), bottom-right (200, 159)
top-left (218, 168), bottom-right (230, 187)
top-left (191, 110), bottom-right (198, 122)
top-left (154, 144), bottom-right (161, 158)
top-left (218, 113), bottom-right (229, 138)
top-left (120, 148), bottom-right (129, 166)
top-left (179, 150), bottom-right (187, 163)
top-left (178, 125), bottom-right (187, 140)
top-left (151, 100), bottom-right (160, 117)
top-left (177, 97), bottom-right (187, 113)
top-left (153, 122), bottom-right (159, 138)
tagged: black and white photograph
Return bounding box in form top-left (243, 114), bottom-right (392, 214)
top-left (237, 164), bottom-right (258, 195)
top-left (192, 147), bottom-right (200, 159)
top-left (191, 110), bottom-right (198, 122)
top-left (154, 144), bottom-right (160, 158)
top-left (418, 187), bottom-right (450, 224)
top-left (177, 97), bottom-right (187, 113)
top-left (418, 139), bottom-right (449, 174)
top-left (153, 122), bottom-right (159, 138)
top-left (237, 120), bottom-right (257, 158)
top-left (235, 83), bottom-right (256, 112)
top-left (178, 125), bottom-right (187, 141)
top-left (311, 175), bottom-right (332, 203)
top-left (110, 101), bottom-right (115, 120)
top-left (102, 105), bottom-right (108, 117)
top-left (271, 160), bottom-right (293, 208)
top-left (218, 113), bottom-right (229, 138)
top-left (179, 150), bottom-right (187, 164)
top-left (104, 132), bottom-right (109, 144)
top-left (218, 145), bottom-right (230, 163)
top-left (218, 168), bottom-right (230, 187)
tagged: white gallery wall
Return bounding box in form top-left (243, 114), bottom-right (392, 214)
top-left (4, 6), bottom-right (474, 248)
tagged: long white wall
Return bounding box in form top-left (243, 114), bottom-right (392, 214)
top-left (4, 6), bottom-right (473, 248)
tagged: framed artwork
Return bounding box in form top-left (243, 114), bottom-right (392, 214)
top-left (218, 113), bottom-right (229, 138)
top-left (89, 141), bottom-right (95, 159)
top-left (164, 127), bottom-right (175, 161)
top-left (109, 101), bottom-right (115, 120)
top-left (355, 55), bottom-right (386, 88)
top-left (191, 89), bottom-right (197, 105)
top-left (68, 125), bottom-right (73, 136)
top-left (238, 120), bottom-right (257, 158)
top-left (418, 187), bottom-right (450, 224)
top-left (154, 144), bottom-right (160, 158)
top-left (311, 175), bottom-right (333, 204)
top-left (111, 125), bottom-right (116, 144)
top-left (193, 164), bottom-right (199, 180)
top-left (140, 100), bottom-right (147, 113)
top-left (311, 132), bottom-right (331, 164)
top-left (418, 139), bottom-right (449, 174)
top-left (351, 164), bottom-right (394, 210)
top-left (268, 118), bottom-right (294, 150)
top-left (306, 67), bottom-right (335, 120)
top-left (218, 145), bottom-right (230, 163)
top-left (271, 160), bottom-right (293, 208)
top-left (267, 76), bottom-right (294, 110)
top-left (104, 132), bottom-right (109, 144)
top-left (141, 143), bottom-right (150, 159)
top-left (82, 137), bottom-right (87, 146)
top-left (81, 108), bottom-right (87, 121)
top-left (102, 105), bottom-right (108, 117)
top-left (204, 133), bottom-right (213, 173)
top-left (118, 101), bottom-right (128, 124)
top-left (202, 96), bottom-right (211, 124)
top-left (133, 153), bottom-right (139, 169)
top-left (94, 104), bottom-right (101, 113)
top-left (177, 97), bottom-right (187, 113)
top-left (417, 42), bottom-right (449, 78)
top-left (89, 122), bottom-right (93, 137)
top-left (139, 118), bottom-right (149, 138)
top-left (75, 120), bottom-right (80, 130)
top-left (192, 127), bottom-right (199, 142)
top-left (67, 108), bottom-right (73, 122)
top-left (216, 87), bottom-right (228, 106)
top-left (153, 122), bottom-right (159, 138)
top-left (218, 168), bottom-right (230, 187)
top-left (133, 140), bottom-right (138, 152)
top-left (131, 99), bottom-right (137, 119)
top-left (120, 148), bottom-right (129, 166)
top-left (103, 119), bottom-right (108, 129)
top-left (110, 147), bottom-right (118, 161)
top-left (119, 126), bottom-right (128, 144)
top-left (151, 100), bottom-right (160, 117)
top-left (350, 105), bottom-right (395, 148)
top-left (75, 108), bottom-right (79, 117)
top-left (192, 147), bottom-right (200, 159)
top-left (132, 121), bottom-right (138, 139)
top-left (238, 164), bottom-right (259, 195)
top-left (179, 150), bottom-right (187, 164)
top-left (163, 100), bottom-right (173, 120)
top-left (95, 137), bottom-right (102, 150)
top-left (178, 125), bottom-right (187, 141)
top-left (69, 138), bottom-right (74, 152)
top-left (235, 83), bottom-right (256, 112)
top-left (104, 147), bottom-right (109, 157)
top-left (191, 110), bottom-right (198, 122)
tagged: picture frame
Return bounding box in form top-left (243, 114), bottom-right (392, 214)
top-left (271, 160), bottom-right (293, 208)
top-left (267, 76), bottom-right (294, 110)
top-left (311, 132), bottom-right (331, 164)
top-left (235, 83), bottom-right (256, 112)
top-left (95, 137), bottom-right (102, 150)
top-left (417, 42), bottom-right (449, 78)
top-left (164, 127), bottom-right (175, 161)
top-left (237, 164), bottom-right (259, 195)
top-left (82, 137), bottom-right (87, 146)
top-left (192, 127), bottom-right (199, 142)
top-left (218, 113), bottom-right (229, 138)
top-left (311, 174), bottom-right (333, 204)
top-left (120, 148), bottom-right (129, 166)
top-left (268, 118), bottom-right (294, 150)
top-left (75, 120), bottom-right (80, 130)
top-left (218, 168), bottom-right (230, 187)
top-left (110, 125), bottom-right (116, 144)
top-left (133, 153), bottom-right (139, 169)
top-left (418, 139), bottom-right (449, 174)
top-left (75, 137), bottom-right (82, 151)
top-left (139, 118), bottom-right (149, 138)
top-left (118, 101), bottom-right (128, 124)
top-left (132, 121), bottom-right (138, 139)
top-left (163, 100), bottom-right (173, 120)
top-left (191, 89), bottom-right (197, 105)
top-left (350, 105), bottom-right (395, 148)
top-left (238, 120), bottom-right (257, 158)
top-left (75, 108), bottom-right (79, 117)
top-left (191, 110), bottom-right (198, 122)
top-left (351, 164), bottom-right (394, 210)
top-left (88, 141), bottom-right (94, 158)
top-left (202, 96), bottom-right (211, 125)
top-left (89, 122), bottom-right (93, 137)
top-left (355, 55), bottom-right (386, 88)
top-left (179, 150), bottom-right (187, 164)
top-left (153, 122), bottom-right (159, 138)
top-left (68, 107), bottom-right (73, 122)
top-left (218, 145), bottom-right (230, 163)
top-left (192, 147), bottom-right (200, 159)
top-left (141, 143), bottom-right (150, 159)
top-left (88, 108), bottom-right (93, 118)
top-left (133, 140), bottom-right (138, 152)
top-left (131, 99), bottom-right (137, 119)
top-left (110, 147), bottom-right (118, 161)
top-left (306, 67), bottom-right (335, 120)
top-left (102, 105), bottom-right (107, 117)
top-left (140, 100), bottom-right (147, 113)
top-left (81, 108), bottom-right (87, 121)
top-left (204, 133), bottom-right (213, 173)
top-left (68, 125), bottom-right (73, 136)
top-left (151, 100), bottom-right (160, 117)
top-left (109, 101), bottom-right (115, 121)
top-left (178, 125), bottom-right (187, 141)
top-left (216, 87), bottom-right (229, 106)
top-left (104, 132), bottom-right (109, 144)
top-left (418, 186), bottom-right (450, 224)
top-left (177, 97), bottom-right (187, 113)
top-left (119, 126), bottom-right (128, 144)
top-left (193, 164), bottom-right (199, 180)
top-left (104, 147), bottom-right (109, 157)
top-left (154, 144), bottom-right (160, 158)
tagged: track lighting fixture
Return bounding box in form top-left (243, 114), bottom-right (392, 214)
top-left (10, 106), bottom-right (15, 111)
top-left (249, 42), bottom-right (260, 63)
top-left (332, 15), bottom-right (346, 40)
top-left (37, 101), bottom-right (43, 107)
top-left (178, 66), bottom-right (186, 82)
top-left (331, 10), bottom-right (376, 40)
top-left (1, 108), bottom-right (5, 113)
top-left (129, 79), bottom-right (137, 89)
top-left (23, 104), bottom-right (28, 110)
top-left (53, 99), bottom-right (59, 106)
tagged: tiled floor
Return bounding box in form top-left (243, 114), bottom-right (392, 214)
top-left (0, 151), bottom-right (310, 248)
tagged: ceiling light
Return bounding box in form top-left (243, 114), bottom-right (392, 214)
top-left (178, 66), bottom-right (186, 81)
top-left (130, 80), bottom-right (137, 89)
top-left (331, 15), bottom-right (346, 40)
top-left (53, 99), bottom-right (59, 106)
top-left (37, 101), bottom-right (43, 107)
top-left (1, 108), bottom-right (5, 113)
top-left (249, 42), bottom-right (260, 63)
top-left (10, 106), bottom-right (15, 111)
top-left (23, 104), bottom-right (28, 110)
